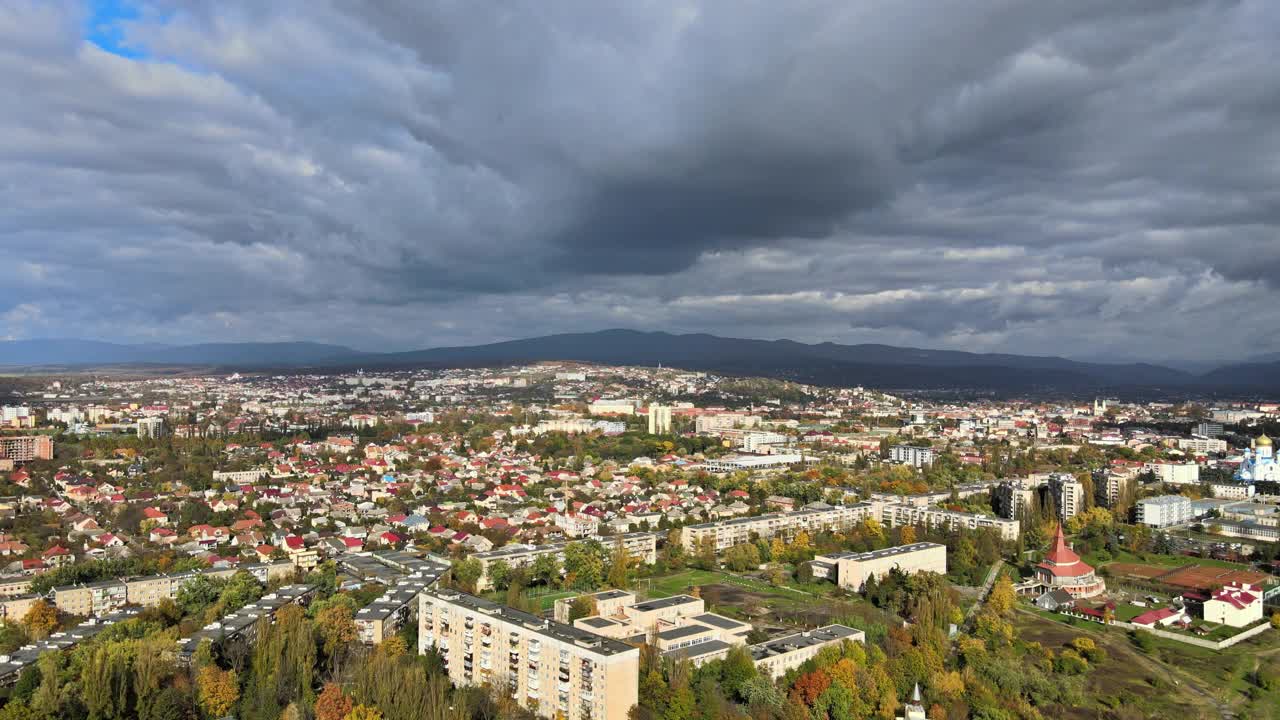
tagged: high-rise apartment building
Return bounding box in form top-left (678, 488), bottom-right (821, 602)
top-left (0, 435), bottom-right (53, 462)
top-left (1047, 474), bottom-right (1084, 521)
top-left (647, 405), bottom-right (672, 435)
top-left (419, 589), bottom-right (639, 720)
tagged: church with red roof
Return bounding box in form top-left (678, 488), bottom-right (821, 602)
top-left (1034, 524), bottom-right (1106, 598)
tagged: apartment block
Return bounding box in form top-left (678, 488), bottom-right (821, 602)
top-left (1047, 474), bottom-right (1084, 521)
top-left (1177, 437), bottom-right (1228, 454)
top-left (1144, 462), bottom-right (1200, 485)
top-left (472, 533), bottom-right (657, 592)
top-left (176, 584), bottom-right (316, 663)
top-left (991, 481), bottom-right (1034, 520)
top-left (0, 435), bottom-right (53, 462)
top-left (418, 589), bottom-right (640, 720)
top-left (749, 625), bottom-right (865, 679)
top-left (876, 502), bottom-right (1020, 541)
top-left (680, 502), bottom-right (874, 552)
top-left (1135, 495), bottom-right (1193, 528)
top-left (810, 542), bottom-right (947, 590)
top-left (889, 445), bottom-right (936, 468)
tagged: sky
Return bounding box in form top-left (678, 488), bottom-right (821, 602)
top-left (2, 0), bottom-right (1278, 364)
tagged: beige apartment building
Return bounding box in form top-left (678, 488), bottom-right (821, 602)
top-left (472, 533), bottom-right (657, 591)
top-left (680, 502), bottom-right (874, 552)
top-left (810, 542), bottom-right (947, 590)
top-left (876, 502), bottom-right (1019, 541)
top-left (0, 578), bottom-right (32, 598)
top-left (750, 625), bottom-right (865, 679)
top-left (419, 589), bottom-right (639, 720)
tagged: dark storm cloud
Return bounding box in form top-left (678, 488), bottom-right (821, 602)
top-left (1, 0), bottom-right (1279, 362)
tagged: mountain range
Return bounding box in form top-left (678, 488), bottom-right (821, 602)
top-left (1, 331), bottom-right (1275, 393)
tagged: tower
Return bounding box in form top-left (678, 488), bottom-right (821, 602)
top-left (899, 683), bottom-right (926, 720)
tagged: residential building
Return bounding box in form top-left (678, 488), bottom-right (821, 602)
top-left (1193, 422), bottom-right (1225, 438)
top-left (680, 503), bottom-right (873, 552)
top-left (992, 481), bottom-right (1033, 520)
top-left (0, 435), bottom-right (53, 462)
top-left (889, 445), bottom-right (935, 468)
top-left (1202, 582), bottom-right (1264, 627)
top-left (1177, 437), bottom-right (1228, 454)
top-left (471, 534), bottom-right (657, 591)
top-left (810, 542), bottom-right (947, 591)
top-left (749, 625), bottom-right (865, 679)
top-left (418, 588), bottom-right (640, 720)
top-left (136, 416), bottom-right (165, 439)
top-left (1144, 462), bottom-right (1200, 485)
top-left (1135, 495), bottom-right (1193, 528)
top-left (647, 405), bottom-right (672, 435)
top-left (876, 502), bottom-right (1020, 541)
top-left (1047, 473), bottom-right (1084, 521)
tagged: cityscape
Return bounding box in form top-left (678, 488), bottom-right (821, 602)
top-left (4, 1), bottom-right (1280, 720)
top-left (0, 367), bottom-right (1277, 719)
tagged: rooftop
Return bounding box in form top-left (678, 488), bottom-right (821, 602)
top-left (422, 588), bottom-right (637, 657)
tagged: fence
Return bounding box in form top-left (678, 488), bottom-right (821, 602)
top-left (1120, 619), bottom-right (1272, 650)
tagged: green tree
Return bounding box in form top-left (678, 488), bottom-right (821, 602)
top-left (607, 541), bottom-right (632, 589)
top-left (487, 559), bottom-right (513, 592)
top-left (563, 541), bottom-right (606, 590)
top-left (569, 594), bottom-right (598, 622)
top-left (450, 558), bottom-right (483, 593)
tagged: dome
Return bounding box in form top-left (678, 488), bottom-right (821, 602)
top-left (1257, 434), bottom-right (1273, 447)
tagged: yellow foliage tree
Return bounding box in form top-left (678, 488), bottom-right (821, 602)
top-left (987, 575), bottom-right (1015, 616)
top-left (196, 665), bottom-right (239, 718)
top-left (344, 705), bottom-right (383, 720)
top-left (899, 525), bottom-right (917, 545)
top-left (22, 600), bottom-right (59, 641)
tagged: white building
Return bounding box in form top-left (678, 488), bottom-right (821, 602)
top-left (1202, 582), bottom-right (1264, 628)
top-left (647, 405), bottom-right (672, 435)
top-left (1144, 462), bottom-right (1200, 485)
top-left (588, 399), bottom-right (637, 416)
top-left (889, 445), bottom-right (935, 468)
top-left (1135, 495), bottom-right (1192, 528)
top-left (136, 416), bottom-right (165, 439)
top-left (1177, 437), bottom-right (1228, 454)
top-left (810, 543), bottom-right (947, 591)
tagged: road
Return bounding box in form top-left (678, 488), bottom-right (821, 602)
top-left (963, 559), bottom-right (1004, 628)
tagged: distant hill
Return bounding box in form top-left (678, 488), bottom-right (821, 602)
top-left (372, 329), bottom-right (1195, 391)
top-left (5, 330), bottom-right (1272, 392)
top-left (0, 339), bottom-right (363, 367)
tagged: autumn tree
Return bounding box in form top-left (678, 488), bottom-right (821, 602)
top-left (988, 574), bottom-right (1015, 616)
top-left (344, 705), bottom-right (383, 720)
top-left (22, 600), bottom-right (58, 641)
top-left (607, 540), bottom-right (631, 589)
top-left (316, 683), bottom-right (354, 720)
top-left (197, 665), bottom-right (239, 718)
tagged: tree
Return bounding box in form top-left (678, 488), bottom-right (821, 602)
top-left (316, 603), bottom-right (359, 674)
top-left (988, 575), bottom-right (1015, 616)
top-left (344, 705), bottom-right (383, 720)
top-left (720, 645), bottom-right (758, 701)
top-left (197, 665), bottom-right (239, 718)
top-left (899, 525), bottom-right (917, 545)
top-left (607, 541), bottom-right (631, 589)
top-left (569, 594), bottom-right (598, 622)
top-left (139, 687), bottom-right (192, 720)
top-left (316, 683), bottom-right (354, 720)
top-left (487, 560), bottom-right (513, 592)
top-left (563, 541), bottom-right (606, 590)
top-left (450, 558), bottom-right (483, 593)
top-left (22, 600), bottom-right (58, 641)
top-left (790, 669), bottom-right (831, 706)
top-left (723, 543), bottom-right (762, 572)
top-left (530, 553), bottom-right (560, 586)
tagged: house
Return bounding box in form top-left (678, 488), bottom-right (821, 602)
top-left (42, 545), bottom-right (73, 567)
top-left (97, 533), bottom-right (125, 548)
top-left (1033, 588), bottom-right (1074, 611)
top-left (1203, 582), bottom-right (1263, 627)
top-left (1131, 607), bottom-right (1188, 628)
top-left (142, 507), bottom-right (169, 526)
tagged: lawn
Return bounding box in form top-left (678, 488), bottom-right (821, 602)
top-left (1085, 548), bottom-right (1250, 571)
top-left (634, 569), bottom-right (725, 598)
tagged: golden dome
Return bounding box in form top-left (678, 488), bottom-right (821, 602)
top-left (1257, 434), bottom-right (1272, 447)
